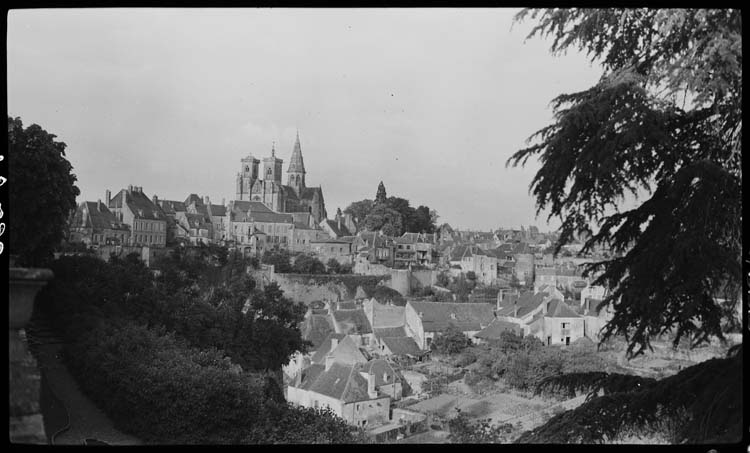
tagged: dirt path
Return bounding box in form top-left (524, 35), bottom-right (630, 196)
top-left (28, 323), bottom-right (142, 446)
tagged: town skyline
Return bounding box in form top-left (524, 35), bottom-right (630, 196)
top-left (8, 8), bottom-right (603, 231)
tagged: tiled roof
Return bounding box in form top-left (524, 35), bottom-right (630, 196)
top-left (332, 309), bottom-right (373, 334)
top-left (184, 194), bottom-right (203, 206)
top-left (496, 291), bottom-right (546, 318)
top-left (208, 204), bottom-right (226, 217)
top-left (310, 333), bottom-right (347, 364)
top-left (300, 187), bottom-right (323, 201)
top-left (369, 300), bottom-right (405, 329)
top-left (110, 189), bottom-right (166, 221)
top-left (474, 319), bottom-right (523, 340)
top-left (325, 219), bottom-right (352, 237)
top-left (546, 299), bottom-right (581, 318)
top-left (361, 359), bottom-right (399, 386)
top-left (373, 326), bottom-right (407, 338)
top-left (302, 315), bottom-right (335, 349)
top-left (80, 201), bottom-right (129, 231)
top-left (231, 200), bottom-right (293, 223)
top-left (381, 337), bottom-right (422, 356)
top-left (303, 362), bottom-right (373, 403)
top-left (158, 200), bottom-right (186, 214)
top-left (407, 301), bottom-right (495, 332)
top-left (337, 301), bottom-right (358, 310)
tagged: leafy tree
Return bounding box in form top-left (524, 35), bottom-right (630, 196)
top-left (436, 271), bottom-right (452, 288)
top-left (292, 254), bottom-right (327, 274)
top-left (363, 203), bottom-right (404, 236)
top-left (261, 249), bottom-right (293, 273)
top-left (413, 205), bottom-right (437, 233)
top-left (431, 325), bottom-right (472, 355)
top-left (8, 116), bottom-right (80, 266)
top-left (343, 199), bottom-right (374, 225)
top-left (326, 258), bottom-right (342, 274)
top-left (509, 9), bottom-right (741, 356)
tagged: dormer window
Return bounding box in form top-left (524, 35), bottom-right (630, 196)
top-left (450, 312), bottom-right (457, 320)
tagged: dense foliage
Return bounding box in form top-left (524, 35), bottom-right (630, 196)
top-left (345, 182), bottom-right (439, 236)
top-left (292, 254), bottom-right (327, 274)
top-left (448, 409), bottom-right (517, 443)
top-left (509, 9), bottom-right (742, 356)
top-left (430, 325), bottom-right (472, 355)
top-left (261, 249), bottom-right (294, 273)
top-left (8, 116), bottom-right (80, 266)
top-left (35, 253), bottom-right (361, 443)
top-left (516, 347), bottom-right (742, 444)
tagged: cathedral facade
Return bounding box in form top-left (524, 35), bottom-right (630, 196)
top-left (235, 132), bottom-right (327, 226)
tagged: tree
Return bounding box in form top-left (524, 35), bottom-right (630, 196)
top-left (413, 205), bottom-right (437, 233)
top-left (343, 199), bottom-right (375, 225)
top-left (363, 203), bottom-right (404, 236)
top-left (8, 116), bottom-right (80, 266)
top-left (448, 409), bottom-right (516, 443)
top-left (326, 258), bottom-right (342, 274)
top-left (261, 249), bottom-right (293, 273)
top-left (292, 254), bottom-right (327, 274)
top-left (508, 9), bottom-right (741, 357)
top-left (431, 325), bottom-right (471, 355)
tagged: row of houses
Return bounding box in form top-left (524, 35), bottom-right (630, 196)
top-left (283, 284), bottom-right (612, 428)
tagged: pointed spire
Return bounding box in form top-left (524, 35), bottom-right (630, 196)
top-left (287, 130), bottom-right (306, 174)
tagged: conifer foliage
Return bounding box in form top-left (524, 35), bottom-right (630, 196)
top-left (508, 9), bottom-right (742, 357)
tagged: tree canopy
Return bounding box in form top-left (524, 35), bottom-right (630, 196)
top-left (346, 182), bottom-right (438, 236)
top-left (8, 116), bottom-right (80, 266)
top-left (508, 9), bottom-right (742, 357)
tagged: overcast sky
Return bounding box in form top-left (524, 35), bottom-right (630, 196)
top-left (8, 8), bottom-right (602, 232)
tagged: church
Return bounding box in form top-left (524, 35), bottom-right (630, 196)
top-left (235, 132), bottom-right (328, 226)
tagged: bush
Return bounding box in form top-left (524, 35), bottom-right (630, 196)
top-left (455, 351), bottom-right (477, 367)
top-left (431, 326), bottom-right (472, 355)
top-left (326, 258), bottom-right (342, 274)
top-left (292, 254), bottom-right (327, 274)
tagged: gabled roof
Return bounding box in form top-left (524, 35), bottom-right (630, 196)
top-left (381, 337), bottom-right (423, 356)
top-left (310, 333), bottom-right (347, 364)
top-left (184, 194), bottom-right (204, 206)
top-left (208, 204), bottom-right (226, 217)
top-left (496, 291), bottom-right (547, 318)
top-left (474, 318), bottom-right (523, 340)
top-left (373, 326), bottom-right (407, 338)
top-left (302, 315), bottom-right (336, 349)
top-left (324, 219), bottom-right (352, 237)
top-left (158, 200), bottom-right (187, 215)
top-left (231, 200), bottom-right (294, 223)
top-left (368, 299), bottom-right (405, 329)
top-left (109, 189), bottom-right (165, 221)
top-left (407, 301), bottom-right (495, 332)
top-left (302, 362), bottom-right (374, 403)
top-left (78, 201), bottom-right (129, 231)
top-left (545, 299), bottom-right (581, 318)
top-left (332, 309), bottom-right (373, 334)
top-left (361, 359), bottom-right (399, 386)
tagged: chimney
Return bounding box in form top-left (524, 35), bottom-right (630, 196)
top-left (127, 184), bottom-right (133, 193)
top-left (514, 300), bottom-right (518, 318)
top-left (105, 190), bottom-right (111, 206)
top-left (338, 216), bottom-right (342, 231)
top-left (294, 370), bottom-right (302, 387)
top-left (204, 196), bottom-right (210, 205)
top-left (367, 372), bottom-right (377, 399)
top-left (97, 199), bottom-right (102, 212)
top-left (325, 355), bottom-right (335, 371)
top-left (152, 194), bottom-right (158, 205)
top-left (222, 198), bottom-right (226, 206)
top-left (330, 337), bottom-right (339, 351)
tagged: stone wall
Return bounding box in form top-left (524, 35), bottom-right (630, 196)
top-left (259, 270), bottom-right (391, 305)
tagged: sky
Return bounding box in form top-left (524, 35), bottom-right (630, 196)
top-left (7, 8), bottom-right (603, 232)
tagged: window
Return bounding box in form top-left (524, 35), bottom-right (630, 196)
top-left (561, 322), bottom-right (570, 329)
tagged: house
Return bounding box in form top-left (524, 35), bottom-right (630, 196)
top-left (320, 214), bottom-right (353, 239)
top-left (106, 186), bottom-right (167, 248)
top-left (286, 358), bottom-right (391, 428)
top-left (330, 307), bottom-right (373, 347)
top-left (68, 200), bottom-right (131, 246)
top-left (310, 334), bottom-right (369, 366)
top-left (534, 263), bottom-right (588, 293)
top-left (155, 198), bottom-right (188, 244)
top-left (404, 301), bottom-right (496, 350)
top-left (457, 246), bottom-right (499, 286)
top-left (309, 239), bottom-right (353, 266)
top-left (228, 200), bottom-right (294, 253)
top-left (496, 287), bottom-right (585, 345)
top-left (361, 359), bottom-right (403, 401)
top-left (288, 222), bottom-right (330, 253)
top-left (473, 318), bottom-right (524, 344)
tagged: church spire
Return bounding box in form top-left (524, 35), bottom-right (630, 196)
top-left (287, 131), bottom-right (306, 174)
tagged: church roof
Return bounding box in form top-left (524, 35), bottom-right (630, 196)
top-left (287, 132), bottom-right (306, 173)
top-left (300, 187), bottom-right (323, 201)
top-left (231, 200), bottom-right (294, 223)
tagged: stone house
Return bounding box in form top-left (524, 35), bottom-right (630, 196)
top-left (309, 239), bottom-right (353, 265)
top-left (69, 200), bottom-right (131, 246)
top-left (496, 287), bottom-right (585, 345)
top-left (458, 246), bottom-right (498, 286)
top-left (404, 301), bottom-right (496, 350)
top-left (106, 186), bottom-right (167, 247)
top-left (228, 200), bottom-right (294, 250)
top-left (286, 358), bottom-right (391, 428)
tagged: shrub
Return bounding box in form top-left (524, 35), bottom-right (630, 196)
top-left (292, 254), bottom-right (327, 274)
top-left (431, 326), bottom-right (472, 355)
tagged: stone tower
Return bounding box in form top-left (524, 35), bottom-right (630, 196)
top-left (236, 153), bottom-right (260, 201)
top-left (262, 143), bottom-right (283, 184)
top-left (287, 131), bottom-right (306, 195)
